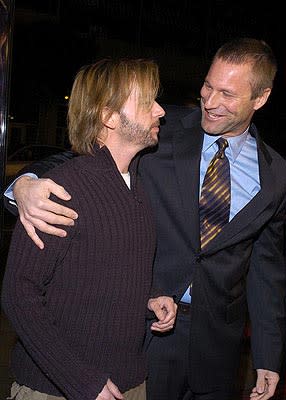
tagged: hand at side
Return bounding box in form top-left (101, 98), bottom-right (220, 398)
top-left (250, 369), bottom-right (279, 400)
top-left (148, 296), bottom-right (177, 332)
top-left (96, 379), bottom-right (123, 400)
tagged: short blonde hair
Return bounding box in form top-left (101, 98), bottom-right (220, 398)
top-left (214, 38), bottom-right (277, 99)
top-left (68, 58), bottom-right (160, 154)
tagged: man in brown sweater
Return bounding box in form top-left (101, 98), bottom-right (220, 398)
top-left (1, 59), bottom-right (177, 400)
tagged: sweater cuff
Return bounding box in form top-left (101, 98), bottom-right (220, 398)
top-left (63, 368), bottom-right (110, 400)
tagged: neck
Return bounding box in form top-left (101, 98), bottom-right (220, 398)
top-left (104, 139), bottom-right (140, 173)
top-left (109, 147), bottom-right (136, 173)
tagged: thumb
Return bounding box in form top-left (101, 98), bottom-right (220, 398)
top-left (256, 369), bottom-right (267, 394)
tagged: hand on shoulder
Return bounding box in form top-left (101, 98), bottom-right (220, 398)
top-left (14, 176), bottom-right (78, 249)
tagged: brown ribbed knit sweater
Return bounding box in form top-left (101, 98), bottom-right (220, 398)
top-left (1, 145), bottom-right (156, 400)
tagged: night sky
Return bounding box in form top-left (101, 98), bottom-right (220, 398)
top-left (10, 0), bottom-right (286, 154)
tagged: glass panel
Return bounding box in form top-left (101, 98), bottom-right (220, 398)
top-left (0, 0), bottom-right (14, 245)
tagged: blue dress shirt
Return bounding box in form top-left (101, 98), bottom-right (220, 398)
top-left (180, 128), bottom-right (260, 303)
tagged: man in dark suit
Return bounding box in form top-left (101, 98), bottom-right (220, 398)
top-left (4, 38), bottom-right (286, 400)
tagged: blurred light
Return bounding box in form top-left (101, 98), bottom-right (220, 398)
top-left (64, 96), bottom-right (69, 100)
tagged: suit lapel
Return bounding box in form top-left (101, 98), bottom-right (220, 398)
top-left (171, 114), bottom-right (275, 255)
top-left (172, 115), bottom-right (203, 254)
top-left (203, 127), bottom-right (275, 253)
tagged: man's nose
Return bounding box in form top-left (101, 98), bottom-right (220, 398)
top-left (153, 102), bottom-right (165, 118)
top-left (203, 91), bottom-right (220, 108)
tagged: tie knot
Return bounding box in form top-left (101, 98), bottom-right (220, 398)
top-left (216, 138), bottom-right (228, 159)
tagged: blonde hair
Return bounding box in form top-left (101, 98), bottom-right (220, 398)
top-left (214, 38), bottom-right (277, 99)
top-left (68, 58), bottom-right (160, 154)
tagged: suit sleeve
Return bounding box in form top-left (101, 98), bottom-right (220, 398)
top-left (247, 197), bottom-right (286, 372)
top-left (17, 150), bottom-right (77, 177)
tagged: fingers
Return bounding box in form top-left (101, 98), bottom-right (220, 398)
top-left (96, 386), bottom-right (116, 400)
top-left (151, 320), bottom-right (174, 332)
top-left (44, 179), bottom-right (72, 201)
top-left (152, 297), bottom-right (177, 321)
top-left (45, 201), bottom-right (78, 221)
top-left (19, 217), bottom-right (45, 250)
top-left (250, 369), bottom-right (279, 400)
top-left (38, 181), bottom-right (78, 220)
top-left (148, 297), bottom-right (177, 332)
top-left (13, 177), bottom-right (78, 247)
top-left (96, 379), bottom-right (123, 400)
top-left (106, 379), bottom-right (123, 399)
top-left (151, 305), bottom-right (177, 331)
top-left (154, 306), bottom-right (176, 324)
top-left (19, 212), bottom-right (71, 250)
top-left (23, 213), bottom-right (70, 235)
top-left (14, 177), bottom-right (78, 221)
top-left (24, 199), bottom-right (77, 225)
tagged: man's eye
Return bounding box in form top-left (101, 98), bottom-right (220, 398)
top-left (222, 92), bottom-right (233, 98)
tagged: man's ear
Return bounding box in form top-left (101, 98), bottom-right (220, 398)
top-left (102, 107), bottom-right (119, 130)
top-left (253, 88), bottom-right (271, 111)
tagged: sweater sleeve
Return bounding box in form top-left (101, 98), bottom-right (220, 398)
top-left (1, 206), bottom-right (109, 400)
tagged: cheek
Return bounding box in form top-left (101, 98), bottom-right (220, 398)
top-left (219, 97), bottom-right (243, 115)
top-left (231, 100), bottom-right (253, 117)
top-left (139, 113), bottom-right (152, 126)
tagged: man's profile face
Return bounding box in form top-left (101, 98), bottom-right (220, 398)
top-left (119, 86), bottom-right (165, 149)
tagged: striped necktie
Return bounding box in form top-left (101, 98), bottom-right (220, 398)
top-left (199, 138), bottom-right (231, 250)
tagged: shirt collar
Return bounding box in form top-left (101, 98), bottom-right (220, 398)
top-left (202, 128), bottom-right (250, 163)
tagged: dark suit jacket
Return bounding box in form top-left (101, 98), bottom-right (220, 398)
top-left (140, 105), bottom-right (286, 391)
top-left (4, 105), bottom-right (286, 391)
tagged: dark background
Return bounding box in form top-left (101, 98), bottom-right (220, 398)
top-left (1, 2), bottom-right (286, 399)
top-left (9, 0), bottom-right (286, 156)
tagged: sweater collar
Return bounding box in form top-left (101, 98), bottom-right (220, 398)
top-left (92, 143), bottom-right (139, 175)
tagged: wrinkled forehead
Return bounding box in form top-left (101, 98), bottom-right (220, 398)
top-left (207, 59), bottom-right (253, 88)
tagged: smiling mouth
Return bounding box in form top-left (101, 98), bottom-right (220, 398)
top-left (205, 110), bottom-right (224, 119)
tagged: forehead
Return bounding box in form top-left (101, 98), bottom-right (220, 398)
top-left (206, 59), bottom-right (253, 93)
top-left (124, 85), bottom-right (139, 106)
top-left (123, 83), bottom-right (154, 112)
top-left (121, 85), bottom-right (142, 114)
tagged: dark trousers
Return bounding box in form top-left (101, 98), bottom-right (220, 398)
top-left (146, 308), bottom-right (235, 400)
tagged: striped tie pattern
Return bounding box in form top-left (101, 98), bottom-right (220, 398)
top-left (199, 138), bottom-right (230, 250)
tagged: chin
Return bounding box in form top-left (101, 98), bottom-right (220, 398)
top-left (201, 121), bottom-right (220, 135)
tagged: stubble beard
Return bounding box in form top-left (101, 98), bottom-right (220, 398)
top-left (119, 112), bottom-right (158, 148)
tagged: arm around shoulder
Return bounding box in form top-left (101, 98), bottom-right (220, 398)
top-left (6, 171), bottom-right (78, 249)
